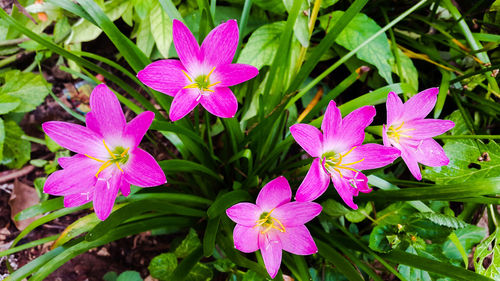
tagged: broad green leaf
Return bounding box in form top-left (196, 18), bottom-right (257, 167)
top-left (237, 21), bottom-right (284, 69)
top-left (252, 0), bottom-right (285, 14)
top-left (443, 225), bottom-right (486, 261)
top-left (391, 47), bottom-right (418, 92)
top-left (150, 1), bottom-right (173, 58)
top-left (174, 228), bottom-right (201, 258)
top-left (422, 139), bottom-right (500, 184)
top-left (322, 199), bottom-right (349, 217)
top-left (136, 14), bottom-right (155, 57)
top-left (345, 202), bottom-right (373, 223)
top-left (2, 120), bottom-right (30, 169)
top-left (398, 246), bottom-right (432, 281)
top-left (283, 0), bottom-right (310, 47)
top-left (474, 228), bottom-right (500, 279)
top-left (149, 253), bottom-right (178, 281)
top-left (412, 213), bottom-right (468, 229)
top-left (116, 271), bottom-right (143, 281)
top-left (0, 70), bottom-right (51, 113)
top-left (369, 224), bottom-right (398, 253)
top-left (0, 94), bottom-right (20, 114)
top-left (185, 263), bottom-right (213, 281)
top-left (319, 11), bottom-right (394, 84)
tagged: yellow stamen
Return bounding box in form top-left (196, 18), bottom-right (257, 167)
top-left (387, 122), bottom-right (416, 143)
top-left (116, 162), bottom-right (124, 173)
top-left (207, 81), bottom-right (221, 87)
top-left (205, 67), bottom-right (216, 82)
top-left (85, 154), bottom-right (105, 163)
top-left (102, 140), bottom-right (116, 159)
top-left (95, 160), bottom-right (112, 177)
top-left (181, 70), bottom-right (192, 82)
top-left (204, 88), bottom-right (215, 92)
top-left (120, 148), bottom-right (130, 157)
top-left (253, 208), bottom-right (286, 234)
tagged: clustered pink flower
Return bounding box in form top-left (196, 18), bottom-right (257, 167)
top-left (138, 19), bottom-right (258, 121)
top-left (290, 101), bottom-right (401, 209)
top-left (383, 88), bottom-right (455, 180)
top-left (43, 84), bottom-right (166, 220)
top-left (226, 177), bottom-right (322, 278)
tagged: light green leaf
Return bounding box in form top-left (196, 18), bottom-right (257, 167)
top-left (116, 271), bottom-right (143, 281)
top-left (0, 94), bottom-right (20, 114)
top-left (283, 0), bottom-right (310, 47)
top-left (322, 199), bottom-right (349, 217)
top-left (238, 21), bottom-right (285, 69)
top-left (319, 11), bottom-right (394, 84)
top-left (474, 228), bottom-right (500, 279)
top-left (0, 118), bottom-right (4, 161)
top-left (0, 70), bottom-right (51, 113)
top-left (148, 253), bottom-right (177, 281)
top-left (412, 213), bottom-right (468, 229)
top-left (174, 228), bottom-right (201, 258)
top-left (136, 15), bottom-right (155, 57)
top-left (253, 0), bottom-right (286, 14)
top-left (390, 47), bottom-right (418, 92)
top-left (345, 202), bottom-right (373, 223)
top-left (2, 120), bottom-right (30, 169)
top-left (443, 225), bottom-right (486, 261)
top-left (398, 246), bottom-right (432, 281)
top-left (150, 2), bottom-right (173, 58)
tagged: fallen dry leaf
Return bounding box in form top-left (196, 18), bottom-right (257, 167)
top-left (8, 179), bottom-right (42, 231)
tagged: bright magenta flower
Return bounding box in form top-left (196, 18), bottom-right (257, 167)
top-left (383, 88), bottom-right (455, 180)
top-left (290, 101), bottom-right (400, 209)
top-left (42, 84), bottom-right (166, 220)
top-left (138, 19), bottom-right (258, 121)
top-left (226, 176), bottom-right (321, 278)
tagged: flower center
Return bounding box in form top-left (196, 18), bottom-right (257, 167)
top-left (387, 121), bottom-right (415, 143)
top-left (253, 209), bottom-right (286, 234)
top-left (322, 146), bottom-right (364, 179)
top-left (181, 67), bottom-right (221, 93)
top-left (85, 140), bottom-right (130, 178)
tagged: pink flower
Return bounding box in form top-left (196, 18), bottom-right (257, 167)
top-left (226, 176), bottom-right (321, 278)
top-left (42, 84), bottom-right (166, 220)
top-left (137, 19), bottom-right (258, 121)
top-left (383, 88), bottom-right (455, 180)
top-left (290, 101), bottom-right (400, 209)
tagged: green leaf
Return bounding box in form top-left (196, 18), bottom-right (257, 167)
top-left (159, 159), bottom-right (221, 182)
top-left (474, 228), bottom-right (500, 279)
top-left (33, 177), bottom-right (48, 202)
top-left (319, 11), bottom-right (394, 84)
top-left (103, 271), bottom-right (118, 281)
top-left (443, 225), bottom-right (486, 261)
top-left (0, 94), bottom-right (20, 114)
top-left (412, 213), bottom-right (468, 229)
top-left (150, 1), bottom-right (173, 58)
top-left (149, 253), bottom-right (178, 281)
top-left (185, 263), bottom-right (213, 281)
top-left (174, 228), bottom-right (201, 258)
top-left (369, 224), bottom-right (398, 253)
top-left (207, 190), bottom-right (252, 219)
top-left (252, 0), bottom-right (285, 14)
top-left (391, 47), bottom-right (418, 92)
top-left (0, 118), bottom-right (4, 161)
top-left (398, 246), bottom-right (432, 281)
top-left (0, 70), bottom-right (51, 113)
top-left (423, 139), bottom-right (500, 184)
top-left (283, 0), bottom-right (310, 47)
top-left (345, 202), bottom-right (373, 223)
top-left (322, 199), bottom-right (349, 217)
top-left (117, 271), bottom-right (143, 281)
top-left (237, 21), bottom-right (284, 69)
top-left (136, 14), bottom-right (155, 57)
top-left (2, 120), bottom-right (30, 169)
top-left (203, 216), bottom-right (219, 257)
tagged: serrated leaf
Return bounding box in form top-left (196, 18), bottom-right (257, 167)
top-left (319, 11), bottom-right (394, 84)
top-left (238, 21), bottom-right (285, 69)
top-left (443, 225), bottom-right (486, 261)
top-left (0, 70), bottom-right (51, 113)
top-left (474, 228), bottom-right (500, 279)
top-left (149, 253), bottom-right (177, 281)
top-left (150, 1), bottom-right (172, 58)
top-left (2, 120), bottom-right (30, 169)
top-left (412, 213), bottom-right (468, 229)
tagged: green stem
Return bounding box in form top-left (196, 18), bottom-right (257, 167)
top-left (435, 135), bottom-right (500, 139)
top-left (21, 135), bottom-right (46, 145)
top-left (0, 53), bottom-right (19, 68)
top-left (286, 0), bottom-right (429, 109)
top-left (235, 0), bottom-right (252, 59)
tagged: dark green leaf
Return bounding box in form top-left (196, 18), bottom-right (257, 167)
top-left (175, 228), bottom-right (201, 258)
top-left (2, 120), bottom-right (30, 169)
top-left (149, 253), bottom-right (178, 281)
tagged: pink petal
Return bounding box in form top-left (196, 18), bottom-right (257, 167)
top-left (259, 232), bottom-right (282, 279)
top-left (404, 119), bottom-right (455, 139)
top-left (415, 138), bottom-right (449, 167)
top-left (85, 112), bottom-right (100, 137)
top-left (256, 176), bottom-right (291, 211)
top-left (213, 63), bottom-right (259, 87)
top-left (172, 19), bottom-right (201, 73)
top-left (338, 169), bottom-right (371, 194)
top-left (331, 175), bottom-right (358, 209)
top-left (402, 87), bottom-right (439, 121)
top-left (89, 84), bottom-right (126, 139)
top-left (279, 225), bottom-right (318, 255)
top-left (137, 60), bottom-right (189, 96)
top-left (342, 143), bottom-right (400, 171)
top-left (382, 125), bottom-right (392, 147)
top-left (226, 203), bottom-right (262, 227)
top-left (233, 224), bottom-right (259, 253)
top-left (123, 148), bottom-right (166, 187)
top-left (386, 91), bottom-right (404, 125)
top-left (58, 154), bottom-right (88, 169)
top-left (273, 202), bottom-right (322, 227)
top-left (43, 121), bottom-right (107, 158)
top-left (169, 88), bottom-right (200, 121)
top-left (199, 87), bottom-right (238, 118)
top-left (93, 174), bottom-right (121, 221)
top-left (63, 190), bottom-right (94, 208)
top-left (201, 19), bottom-right (238, 67)
top-left (119, 176), bottom-right (131, 197)
top-left (400, 146), bottom-right (422, 180)
top-left (44, 157), bottom-right (99, 196)
top-left (321, 101), bottom-right (342, 151)
top-left (123, 111), bottom-right (155, 147)
top-left (339, 105), bottom-right (375, 150)
top-left (295, 158), bottom-right (330, 202)
top-left (290, 124), bottom-right (323, 157)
